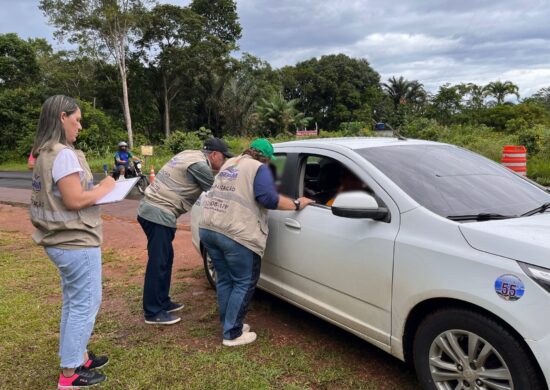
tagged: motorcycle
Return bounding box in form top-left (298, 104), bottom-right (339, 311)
top-left (110, 160), bottom-right (149, 194)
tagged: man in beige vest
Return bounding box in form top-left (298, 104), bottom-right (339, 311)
top-left (138, 138), bottom-right (232, 325)
top-left (199, 138), bottom-right (314, 346)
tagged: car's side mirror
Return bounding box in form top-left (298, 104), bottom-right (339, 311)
top-left (331, 191), bottom-right (390, 222)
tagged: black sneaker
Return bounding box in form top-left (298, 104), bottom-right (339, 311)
top-left (83, 352), bottom-right (108, 370)
top-left (58, 367), bottom-right (106, 388)
top-left (165, 301), bottom-right (185, 313)
top-left (144, 311), bottom-right (181, 325)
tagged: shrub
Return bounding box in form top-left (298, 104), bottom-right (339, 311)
top-left (339, 121), bottom-right (368, 136)
top-left (164, 131), bottom-right (202, 154)
top-left (76, 100), bottom-right (126, 154)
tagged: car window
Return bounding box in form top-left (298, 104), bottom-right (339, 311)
top-left (358, 144), bottom-right (550, 218)
top-left (272, 153), bottom-right (287, 191)
top-left (300, 155), bottom-right (373, 206)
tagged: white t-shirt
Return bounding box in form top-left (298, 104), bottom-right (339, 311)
top-left (52, 148), bottom-right (84, 197)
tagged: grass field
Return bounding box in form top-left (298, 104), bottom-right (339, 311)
top-left (0, 228), bottom-right (419, 390)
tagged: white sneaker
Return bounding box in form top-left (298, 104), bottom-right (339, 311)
top-left (223, 331), bottom-right (257, 346)
top-left (242, 323), bottom-right (251, 333)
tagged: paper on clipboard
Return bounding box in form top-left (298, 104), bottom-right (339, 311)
top-left (95, 177), bottom-right (140, 205)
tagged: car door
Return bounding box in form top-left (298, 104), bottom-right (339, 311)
top-left (261, 148), bottom-right (400, 347)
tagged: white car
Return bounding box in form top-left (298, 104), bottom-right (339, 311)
top-left (191, 138), bottom-right (550, 390)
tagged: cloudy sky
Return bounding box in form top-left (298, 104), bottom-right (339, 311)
top-left (2, 0), bottom-right (549, 97)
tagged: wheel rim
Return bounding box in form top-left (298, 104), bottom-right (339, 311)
top-left (205, 251), bottom-right (217, 284)
top-left (428, 329), bottom-right (513, 390)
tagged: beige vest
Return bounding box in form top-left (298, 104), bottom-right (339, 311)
top-left (30, 143), bottom-right (102, 248)
top-left (142, 150), bottom-right (207, 217)
top-left (200, 154), bottom-right (269, 256)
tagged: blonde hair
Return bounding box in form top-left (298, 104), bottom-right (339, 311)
top-left (32, 95), bottom-right (79, 157)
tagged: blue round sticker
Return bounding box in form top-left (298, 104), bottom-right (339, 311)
top-left (495, 274), bottom-right (525, 301)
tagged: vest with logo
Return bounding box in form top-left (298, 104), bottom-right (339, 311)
top-left (30, 143), bottom-right (102, 248)
top-left (142, 150), bottom-right (207, 217)
top-left (199, 154), bottom-right (269, 256)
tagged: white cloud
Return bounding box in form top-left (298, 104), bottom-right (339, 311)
top-left (1, 0), bottom-right (549, 96)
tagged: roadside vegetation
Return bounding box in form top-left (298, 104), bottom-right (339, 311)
top-left (0, 227), bottom-right (419, 389)
top-left (1, 1), bottom-right (549, 183)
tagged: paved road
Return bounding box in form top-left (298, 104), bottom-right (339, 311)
top-left (0, 171), bottom-right (191, 227)
top-left (0, 170), bottom-right (143, 200)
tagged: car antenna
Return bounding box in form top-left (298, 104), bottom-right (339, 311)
top-left (384, 122), bottom-right (407, 140)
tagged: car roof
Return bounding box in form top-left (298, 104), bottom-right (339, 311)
top-left (273, 137), bottom-right (444, 150)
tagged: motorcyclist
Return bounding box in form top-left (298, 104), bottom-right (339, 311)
top-left (114, 141), bottom-right (139, 178)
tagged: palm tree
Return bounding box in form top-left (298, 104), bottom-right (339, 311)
top-left (220, 76), bottom-right (259, 135)
top-left (255, 94), bottom-right (311, 135)
top-left (382, 76), bottom-right (426, 111)
top-left (483, 81), bottom-right (520, 105)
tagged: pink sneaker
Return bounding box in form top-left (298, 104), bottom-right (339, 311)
top-left (58, 367), bottom-right (106, 388)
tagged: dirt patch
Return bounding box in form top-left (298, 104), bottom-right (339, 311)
top-left (0, 203), bottom-right (418, 389)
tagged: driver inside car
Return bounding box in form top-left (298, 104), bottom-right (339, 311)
top-left (326, 168), bottom-right (370, 206)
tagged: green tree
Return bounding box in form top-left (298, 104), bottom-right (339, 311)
top-left (139, 3), bottom-right (204, 137)
top-left (462, 83), bottom-right (486, 110)
top-left (0, 33), bottom-right (41, 88)
top-left (428, 83), bottom-right (465, 124)
top-left (531, 86), bottom-right (550, 110)
top-left (40, 0), bottom-right (153, 148)
top-left (382, 76), bottom-right (425, 109)
top-left (280, 54), bottom-right (381, 130)
top-left (483, 80), bottom-right (520, 105)
top-left (254, 94), bottom-right (311, 136)
top-left (190, 0), bottom-right (242, 48)
top-left (219, 54), bottom-right (281, 135)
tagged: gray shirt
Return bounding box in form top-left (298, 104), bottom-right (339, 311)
top-left (138, 160), bottom-right (214, 228)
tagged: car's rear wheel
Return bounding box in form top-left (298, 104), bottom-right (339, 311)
top-left (202, 247), bottom-right (216, 289)
top-left (413, 308), bottom-right (544, 390)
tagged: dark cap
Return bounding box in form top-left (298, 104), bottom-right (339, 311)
top-left (203, 138), bottom-right (234, 158)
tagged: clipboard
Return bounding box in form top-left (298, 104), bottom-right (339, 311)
top-left (95, 177), bottom-right (140, 205)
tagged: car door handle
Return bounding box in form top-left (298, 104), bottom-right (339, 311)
top-left (284, 218), bottom-right (301, 230)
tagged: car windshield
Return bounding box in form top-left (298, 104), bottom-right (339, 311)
top-left (358, 144), bottom-right (550, 219)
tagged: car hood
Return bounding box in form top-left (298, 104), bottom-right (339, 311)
top-left (459, 213), bottom-right (550, 268)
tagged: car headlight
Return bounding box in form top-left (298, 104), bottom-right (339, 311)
top-left (519, 262), bottom-right (550, 294)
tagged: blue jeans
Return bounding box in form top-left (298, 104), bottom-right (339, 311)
top-left (199, 229), bottom-right (261, 340)
top-left (45, 247), bottom-right (102, 369)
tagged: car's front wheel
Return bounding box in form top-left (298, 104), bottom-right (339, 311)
top-left (413, 308), bottom-right (544, 390)
top-left (202, 247), bottom-right (217, 289)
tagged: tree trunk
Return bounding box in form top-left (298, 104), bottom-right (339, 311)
top-left (114, 31), bottom-right (133, 148)
top-left (163, 75), bottom-right (170, 138)
top-left (120, 69), bottom-right (133, 148)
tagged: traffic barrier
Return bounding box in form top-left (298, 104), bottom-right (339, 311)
top-left (501, 145), bottom-right (527, 176)
top-left (149, 166), bottom-right (155, 183)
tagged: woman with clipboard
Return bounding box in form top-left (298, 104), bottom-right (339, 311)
top-left (30, 95), bottom-right (115, 389)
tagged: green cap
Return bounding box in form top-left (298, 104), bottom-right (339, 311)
top-left (250, 138), bottom-right (276, 161)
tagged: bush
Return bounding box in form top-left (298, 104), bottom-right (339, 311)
top-left (527, 156), bottom-right (550, 186)
top-left (339, 121), bottom-right (368, 136)
top-left (164, 131), bottom-right (202, 154)
top-left (76, 100), bottom-right (126, 154)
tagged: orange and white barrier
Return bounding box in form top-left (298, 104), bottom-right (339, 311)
top-left (501, 145), bottom-right (527, 176)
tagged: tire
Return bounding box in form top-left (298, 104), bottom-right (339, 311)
top-left (202, 247), bottom-right (217, 289)
top-left (136, 176), bottom-right (149, 194)
top-left (413, 308), bottom-right (545, 390)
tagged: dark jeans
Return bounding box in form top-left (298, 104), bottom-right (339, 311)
top-left (199, 228), bottom-right (261, 340)
top-left (138, 215), bottom-right (177, 319)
